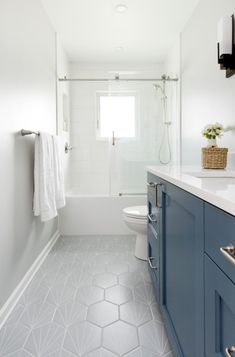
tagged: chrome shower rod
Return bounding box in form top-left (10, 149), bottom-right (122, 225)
top-left (58, 77), bottom-right (178, 82)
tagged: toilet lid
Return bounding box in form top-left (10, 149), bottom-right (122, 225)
top-left (123, 205), bottom-right (148, 219)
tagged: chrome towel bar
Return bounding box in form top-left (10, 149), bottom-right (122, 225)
top-left (21, 129), bottom-right (40, 136)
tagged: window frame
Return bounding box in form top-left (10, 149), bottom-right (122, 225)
top-left (95, 91), bottom-right (140, 141)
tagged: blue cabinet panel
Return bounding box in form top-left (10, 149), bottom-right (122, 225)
top-left (205, 254), bottom-right (235, 357)
top-left (161, 181), bottom-right (204, 357)
top-left (205, 203), bottom-right (235, 282)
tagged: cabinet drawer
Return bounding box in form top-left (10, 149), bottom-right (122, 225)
top-left (205, 255), bottom-right (235, 357)
top-left (205, 203), bottom-right (235, 282)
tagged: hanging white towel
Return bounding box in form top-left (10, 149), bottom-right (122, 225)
top-left (33, 132), bottom-right (57, 222)
top-left (52, 136), bottom-right (66, 210)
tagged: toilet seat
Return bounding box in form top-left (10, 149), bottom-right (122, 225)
top-left (123, 206), bottom-right (148, 220)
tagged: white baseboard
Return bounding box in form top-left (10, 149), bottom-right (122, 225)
top-left (0, 230), bottom-right (60, 330)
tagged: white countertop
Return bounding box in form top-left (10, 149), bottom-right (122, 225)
top-left (147, 166), bottom-right (235, 216)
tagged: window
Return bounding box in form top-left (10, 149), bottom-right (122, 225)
top-left (97, 93), bottom-right (136, 138)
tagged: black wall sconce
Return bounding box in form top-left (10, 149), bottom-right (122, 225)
top-left (217, 14), bottom-right (235, 78)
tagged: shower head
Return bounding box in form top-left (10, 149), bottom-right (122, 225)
top-left (153, 84), bottom-right (167, 99)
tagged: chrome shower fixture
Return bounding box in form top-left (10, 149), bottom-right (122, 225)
top-left (153, 84), bottom-right (167, 99)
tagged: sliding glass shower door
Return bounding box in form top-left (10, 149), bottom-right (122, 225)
top-left (105, 80), bottom-right (163, 196)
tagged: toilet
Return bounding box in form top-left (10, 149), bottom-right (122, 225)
top-left (123, 205), bottom-right (148, 260)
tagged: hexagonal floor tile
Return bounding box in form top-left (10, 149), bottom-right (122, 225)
top-left (87, 301), bottom-right (118, 327)
top-left (120, 301), bottom-right (152, 326)
top-left (53, 300), bottom-right (87, 327)
top-left (124, 347), bottom-right (159, 357)
top-left (93, 273), bottom-right (117, 289)
top-left (105, 285), bottom-right (132, 305)
top-left (103, 321), bottom-right (138, 356)
top-left (75, 286), bottom-right (104, 306)
top-left (133, 282), bottom-right (156, 305)
top-left (107, 262), bottom-right (129, 275)
top-left (139, 320), bottom-right (171, 356)
top-left (119, 271), bottom-right (144, 288)
top-left (63, 321), bottom-right (101, 356)
top-left (83, 347), bottom-right (118, 356)
top-left (150, 302), bottom-right (163, 323)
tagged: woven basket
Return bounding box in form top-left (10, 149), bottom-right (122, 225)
top-left (202, 147), bottom-right (228, 169)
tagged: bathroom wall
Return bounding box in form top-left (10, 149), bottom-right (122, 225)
top-left (0, 0), bottom-right (58, 310)
top-left (164, 37), bottom-right (181, 165)
top-left (56, 38), bottom-right (71, 191)
top-left (68, 63), bottom-right (176, 195)
top-left (181, 0), bottom-right (235, 165)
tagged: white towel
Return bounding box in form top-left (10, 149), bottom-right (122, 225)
top-left (33, 132), bottom-right (57, 222)
top-left (52, 136), bottom-right (65, 210)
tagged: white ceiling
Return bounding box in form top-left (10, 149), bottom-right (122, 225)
top-left (41, 0), bottom-right (199, 63)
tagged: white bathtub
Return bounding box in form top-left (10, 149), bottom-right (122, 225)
top-left (59, 191), bottom-right (147, 236)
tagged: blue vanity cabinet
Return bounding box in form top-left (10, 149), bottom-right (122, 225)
top-left (204, 203), bottom-right (235, 357)
top-left (147, 171), bottom-right (235, 357)
top-left (160, 180), bottom-right (204, 357)
top-left (205, 255), bottom-right (235, 357)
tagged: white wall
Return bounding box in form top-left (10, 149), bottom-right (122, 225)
top-left (0, 0), bottom-right (57, 309)
top-left (164, 37), bottom-right (181, 165)
top-left (68, 63), bottom-right (173, 195)
top-left (56, 38), bottom-right (71, 191)
top-left (181, 0), bottom-right (235, 165)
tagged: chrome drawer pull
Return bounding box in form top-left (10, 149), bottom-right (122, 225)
top-left (225, 346), bottom-right (235, 357)
top-left (220, 245), bottom-right (235, 266)
top-left (148, 257), bottom-right (157, 270)
top-left (148, 214), bottom-right (157, 223)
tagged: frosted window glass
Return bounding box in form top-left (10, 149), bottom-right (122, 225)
top-left (99, 96), bottom-right (136, 138)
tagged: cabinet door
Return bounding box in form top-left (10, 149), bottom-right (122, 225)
top-left (161, 182), bottom-right (204, 357)
top-left (205, 255), bottom-right (235, 357)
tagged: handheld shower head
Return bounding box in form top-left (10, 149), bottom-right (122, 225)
top-left (153, 84), bottom-right (167, 99)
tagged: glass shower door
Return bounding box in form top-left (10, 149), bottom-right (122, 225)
top-left (107, 81), bottom-right (162, 196)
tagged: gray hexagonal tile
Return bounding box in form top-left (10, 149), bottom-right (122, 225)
top-left (24, 323), bottom-right (65, 356)
top-left (53, 300), bottom-right (87, 327)
top-left (0, 323), bottom-right (30, 356)
top-left (120, 301), bottom-right (152, 326)
top-left (133, 282), bottom-right (156, 305)
top-left (87, 301), bottom-right (118, 327)
top-left (139, 320), bottom-right (171, 356)
top-left (119, 271), bottom-right (144, 288)
top-left (63, 321), bottom-right (101, 356)
top-left (83, 348), bottom-right (118, 356)
top-left (105, 285), bottom-right (133, 305)
top-left (75, 286), bottom-right (104, 306)
top-left (150, 302), bottom-right (163, 323)
top-left (103, 321), bottom-right (138, 356)
top-left (20, 302), bottom-right (55, 328)
top-left (93, 273), bottom-right (117, 289)
top-left (124, 347), bottom-right (159, 357)
top-left (107, 262), bottom-right (129, 275)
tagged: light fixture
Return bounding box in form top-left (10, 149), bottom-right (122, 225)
top-left (116, 46), bottom-right (124, 51)
top-left (116, 4), bottom-right (128, 13)
top-left (217, 14), bottom-right (235, 78)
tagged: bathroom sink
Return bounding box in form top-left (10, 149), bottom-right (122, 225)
top-left (184, 171), bottom-right (235, 179)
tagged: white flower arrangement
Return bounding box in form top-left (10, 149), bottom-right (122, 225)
top-left (202, 123), bottom-right (224, 139)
